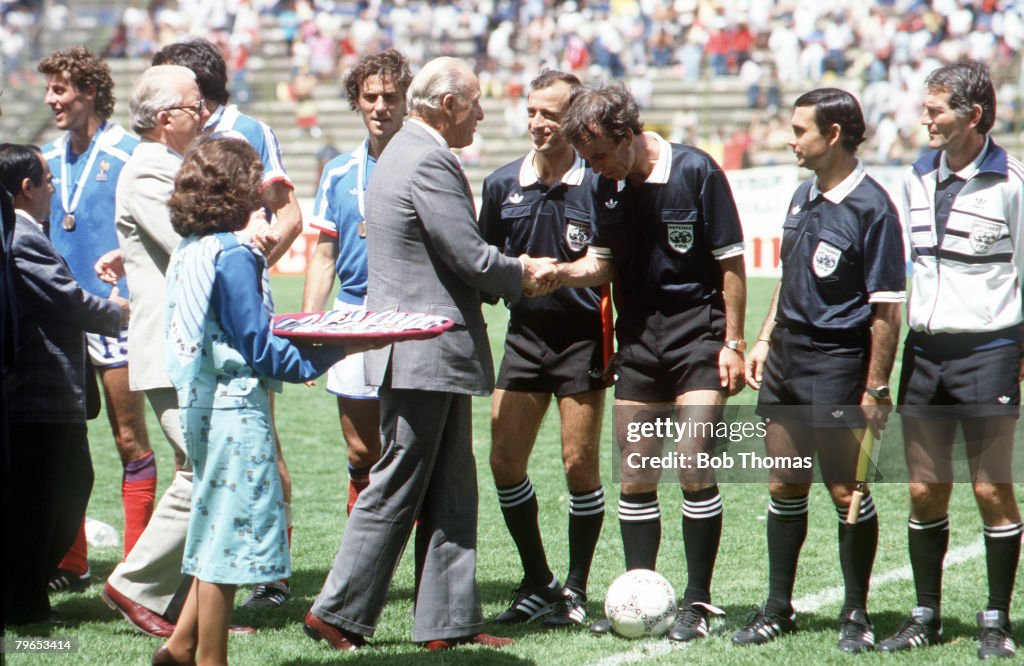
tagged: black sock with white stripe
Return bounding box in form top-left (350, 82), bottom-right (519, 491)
top-left (908, 515), bottom-right (949, 611)
top-left (983, 522), bottom-right (1022, 613)
top-left (681, 485), bottom-right (723, 606)
top-left (566, 487), bottom-right (605, 596)
top-left (497, 476), bottom-right (552, 587)
top-left (837, 494), bottom-right (878, 611)
top-left (765, 495), bottom-right (808, 616)
top-left (619, 491), bottom-right (660, 570)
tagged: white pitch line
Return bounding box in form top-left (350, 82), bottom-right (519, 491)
top-left (586, 640), bottom-right (675, 666)
top-left (794, 537), bottom-right (983, 612)
top-left (585, 538), bottom-right (985, 666)
top-left (586, 620), bottom-right (735, 666)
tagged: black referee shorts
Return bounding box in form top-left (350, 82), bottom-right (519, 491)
top-left (496, 321), bottom-right (606, 397)
top-left (614, 302), bottom-right (724, 402)
top-left (756, 323), bottom-right (869, 428)
top-left (897, 334), bottom-right (1021, 419)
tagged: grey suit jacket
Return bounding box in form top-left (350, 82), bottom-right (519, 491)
top-left (364, 121), bottom-right (522, 395)
top-left (9, 211), bottom-right (121, 423)
top-left (115, 140), bottom-right (183, 392)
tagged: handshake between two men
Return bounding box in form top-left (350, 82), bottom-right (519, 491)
top-left (519, 255), bottom-right (563, 297)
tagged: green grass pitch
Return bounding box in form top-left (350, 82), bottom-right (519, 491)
top-left (7, 276), bottom-right (1020, 665)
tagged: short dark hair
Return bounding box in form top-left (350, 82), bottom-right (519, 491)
top-left (38, 46), bottom-right (116, 120)
top-left (529, 69), bottom-right (582, 96)
top-left (792, 87), bottom-right (866, 153)
top-left (152, 39), bottom-right (230, 106)
top-left (343, 49), bottom-right (412, 111)
top-left (169, 136), bottom-right (263, 237)
top-left (0, 144), bottom-right (44, 197)
top-left (562, 82), bottom-right (643, 146)
top-left (925, 59), bottom-right (996, 135)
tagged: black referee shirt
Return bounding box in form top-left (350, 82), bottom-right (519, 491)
top-left (479, 152), bottom-right (601, 332)
top-left (587, 133), bottom-right (744, 318)
top-left (776, 163), bottom-right (906, 331)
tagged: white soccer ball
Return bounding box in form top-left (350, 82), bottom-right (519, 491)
top-left (603, 569), bottom-right (677, 638)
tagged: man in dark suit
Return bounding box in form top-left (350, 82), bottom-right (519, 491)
top-left (1, 143), bottom-right (126, 625)
top-left (305, 56), bottom-right (557, 652)
top-left (1, 185), bottom-right (15, 479)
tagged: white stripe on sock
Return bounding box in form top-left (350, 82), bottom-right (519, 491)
top-left (571, 490), bottom-right (606, 517)
top-left (909, 516), bottom-right (949, 531)
top-left (682, 494), bottom-right (722, 520)
top-left (835, 495), bottom-right (876, 523)
top-left (984, 522), bottom-right (1023, 538)
top-left (619, 499), bottom-right (660, 522)
top-left (497, 477), bottom-right (535, 508)
top-left (769, 496), bottom-right (809, 517)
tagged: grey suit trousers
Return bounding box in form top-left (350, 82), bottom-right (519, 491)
top-left (312, 385), bottom-right (484, 642)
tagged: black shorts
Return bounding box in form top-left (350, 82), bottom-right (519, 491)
top-left (897, 335), bottom-right (1021, 419)
top-left (496, 321), bottom-right (606, 396)
top-left (756, 324), bottom-right (869, 429)
top-left (614, 303), bottom-right (724, 402)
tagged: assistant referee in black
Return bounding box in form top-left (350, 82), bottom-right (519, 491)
top-left (733, 88), bottom-right (905, 654)
top-left (480, 69), bottom-right (607, 629)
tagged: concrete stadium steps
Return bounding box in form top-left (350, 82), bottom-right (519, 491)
top-left (20, 2), bottom-right (1023, 203)
top-left (2, 25), bottom-right (99, 143)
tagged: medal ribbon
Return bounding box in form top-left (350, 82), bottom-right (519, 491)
top-left (60, 120), bottom-right (107, 220)
top-left (356, 137), bottom-right (370, 221)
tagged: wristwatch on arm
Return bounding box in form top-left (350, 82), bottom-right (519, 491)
top-left (724, 339), bottom-right (746, 353)
top-left (865, 385), bottom-right (891, 399)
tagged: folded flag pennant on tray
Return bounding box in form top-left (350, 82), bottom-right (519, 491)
top-left (273, 309), bottom-right (455, 345)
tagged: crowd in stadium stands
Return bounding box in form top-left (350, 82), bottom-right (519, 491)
top-left (3, 0), bottom-right (1022, 167)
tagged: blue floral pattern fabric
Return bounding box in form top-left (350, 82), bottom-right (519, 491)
top-left (165, 231), bottom-right (338, 584)
top-left (180, 390), bottom-right (288, 584)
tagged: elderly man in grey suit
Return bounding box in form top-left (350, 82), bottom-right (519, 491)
top-left (305, 56), bottom-right (557, 652)
top-left (97, 64), bottom-right (220, 637)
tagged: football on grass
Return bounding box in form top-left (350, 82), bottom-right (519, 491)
top-left (603, 569), bottom-right (677, 638)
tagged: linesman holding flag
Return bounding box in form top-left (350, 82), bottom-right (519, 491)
top-left (734, 88), bottom-right (905, 653)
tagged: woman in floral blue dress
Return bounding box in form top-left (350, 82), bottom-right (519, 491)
top-left (155, 136), bottom-right (357, 666)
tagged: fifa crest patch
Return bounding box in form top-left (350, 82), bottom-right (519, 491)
top-left (970, 220), bottom-right (1001, 254)
top-left (813, 241), bottom-right (842, 277)
top-left (667, 224), bottom-right (694, 254)
top-left (566, 220), bottom-right (591, 252)
top-left (96, 160), bottom-right (110, 182)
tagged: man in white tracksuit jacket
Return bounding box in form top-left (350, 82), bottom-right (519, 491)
top-left (878, 59), bottom-right (1023, 661)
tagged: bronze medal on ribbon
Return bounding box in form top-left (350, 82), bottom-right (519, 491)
top-left (358, 221), bottom-right (366, 238)
top-left (63, 213), bottom-right (75, 231)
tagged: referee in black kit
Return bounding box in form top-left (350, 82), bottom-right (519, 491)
top-left (480, 70), bottom-right (608, 628)
top-left (734, 89), bottom-right (905, 653)
top-left (552, 82), bottom-right (747, 643)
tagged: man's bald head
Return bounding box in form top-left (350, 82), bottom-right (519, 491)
top-left (406, 57), bottom-right (483, 149)
top-left (407, 57), bottom-right (475, 117)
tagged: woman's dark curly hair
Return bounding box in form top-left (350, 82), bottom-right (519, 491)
top-left (169, 136), bottom-right (264, 237)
